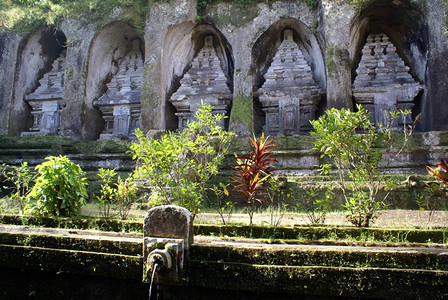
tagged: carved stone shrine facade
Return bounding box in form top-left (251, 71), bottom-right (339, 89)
top-left (23, 51), bottom-right (66, 136)
top-left (258, 30), bottom-right (324, 136)
top-left (170, 36), bottom-right (232, 131)
top-left (353, 33), bottom-right (423, 128)
top-left (94, 39), bottom-right (143, 139)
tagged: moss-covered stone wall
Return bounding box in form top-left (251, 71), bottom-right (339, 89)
top-left (1, 221), bottom-right (448, 298)
top-left (2, 131), bottom-right (448, 210)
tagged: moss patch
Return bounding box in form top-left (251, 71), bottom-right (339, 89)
top-left (189, 243), bottom-right (448, 271)
top-left (195, 223), bottom-right (448, 244)
top-left (0, 0), bottom-right (149, 34)
top-left (0, 215), bottom-right (143, 233)
top-left (0, 244), bottom-right (142, 280)
top-left (229, 94), bottom-right (253, 134)
top-left (2, 214), bottom-right (448, 244)
top-left (0, 231), bottom-right (142, 256)
top-left (210, 3), bottom-right (261, 27)
top-left (185, 261), bottom-right (448, 298)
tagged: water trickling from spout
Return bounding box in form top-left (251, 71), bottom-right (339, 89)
top-left (148, 263), bottom-right (158, 300)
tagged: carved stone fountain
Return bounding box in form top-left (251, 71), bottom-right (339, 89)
top-left (143, 205), bottom-right (193, 285)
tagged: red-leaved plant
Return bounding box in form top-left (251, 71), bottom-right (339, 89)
top-left (427, 158), bottom-right (448, 184)
top-left (232, 133), bottom-right (277, 225)
top-left (426, 158), bottom-right (448, 199)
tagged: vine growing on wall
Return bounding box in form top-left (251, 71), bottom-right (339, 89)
top-left (0, 0), bottom-right (324, 32)
top-left (0, 0), bottom-right (149, 33)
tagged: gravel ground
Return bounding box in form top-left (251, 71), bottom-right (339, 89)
top-left (81, 205), bottom-right (448, 228)
top-left (194, 209), bottom-right (448, 228)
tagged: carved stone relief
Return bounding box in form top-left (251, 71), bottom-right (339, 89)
top-left (258, 30), bottom-right (324, 136)
top-left (353, 33), bottom-right (423, 128)
top-left (170, 36), bottom-right (232, 131)
top-left (23, 50), bottom-right (66, 136)
top-left (94, 38), bottom-right (143, 139)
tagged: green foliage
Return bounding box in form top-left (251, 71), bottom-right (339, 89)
top-left (232, 133), bottom-right (277, 225)
top-left (303, 188), bottom-right (333, 225)
top-left (310, 105), bottom-right (416, 227)
top-left (114, 175), bottom-right (137, 220)
top-left (304, 0), bottom-right (317, 9)
top-left (206, 182), bottom-right (236, 225)
top-left (131, 103), bottom-right (236, 219)
top-left (265, 177), bottom-right (291, 227)
top-left (1, 0), bottom-right (321, 31)
top-left (0, 0), bottom-right (149, 33)
top-left (0, 162), bottom-right (35, 214)
top-left (228, 94), bottom-right (253, 133)
top-left (96, 168), bottom-right (117, 218)
top-left (27, 155), bottom-right (88, 217)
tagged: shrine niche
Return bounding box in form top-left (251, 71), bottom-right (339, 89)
top-left (94, 38), bottom-right (143, 139)
top-left (23, 50), bottom-right (66, 136)
top-left (258, 29), bottom-right (324, 135)
top-left (352, 33), bottom-right (423, 128)
top-left (169, 35), bottom-right (232, 131)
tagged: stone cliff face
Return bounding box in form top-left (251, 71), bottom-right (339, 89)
top-left (0, 0), bottom-right (444, 139)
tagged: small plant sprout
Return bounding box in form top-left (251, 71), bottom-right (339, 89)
top-left (232, 133), bottom-right (277, 226)
top-left (265, 177), bottom-right (292, 227)
top-left (206, 182), bottom-right (235, 225)
top-left (114, 175), bottom-right (137, 220)
top-left (0, 162), bottom-right (35, 214)
top-left (97, 168), bottom-right (117, 218)
top-left (304, 188), bottom-right (333, 225)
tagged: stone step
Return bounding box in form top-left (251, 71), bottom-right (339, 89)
top-left (0, 225), bottom-right (142, 256)
top-left (0, 225), bottom-right (143, 280)
top-left (190, 239), bottom-right (448, 271)
top-left (1, 224), bottom-right (448, 298)
top-left (185, 259), bottom-right (448, 299)
top-left (0, 244), bottom-right (142, 280)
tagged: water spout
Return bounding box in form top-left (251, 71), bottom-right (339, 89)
top-left (149, 262), bottom-right (158, 300)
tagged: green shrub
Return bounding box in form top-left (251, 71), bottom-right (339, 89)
top-left (310, 106), bottom-right (416, 227)
top-left (114, 175), bottom-right (137, 220)
top-left (96, 168), bottom-right (117, 218)
top-left (303, 188), bottom-right (333, 225)
top-left (27, 155), bottom-right (88, 217)
top-left (0, 162), bottom-right (35, 214)
top-left (131, 103), bottom-right (236, 219)
top-left (232, 133), bottom-right (277, 225)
